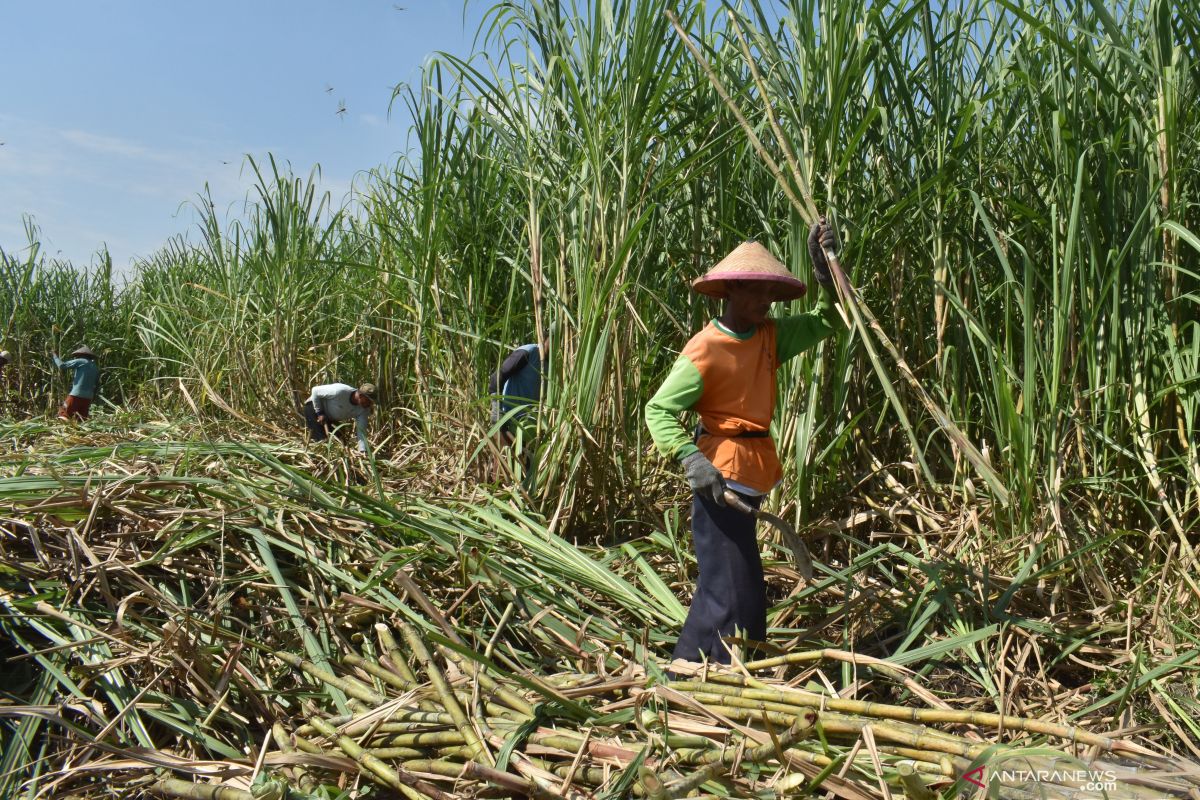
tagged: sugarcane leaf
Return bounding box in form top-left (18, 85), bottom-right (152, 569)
top-left (597, 744), bottom-right (650, 800)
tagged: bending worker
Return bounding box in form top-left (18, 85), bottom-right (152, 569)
top-left (488, 341), bottom-right (542, 444)
top-left (304, 382), bottom-right (376, 453)
top-left (53, 346), bottom-right (100, 421)
top-left (0, 350), bottom-right (10, 404)
top-left (645, 221), bottom-right (842, 665)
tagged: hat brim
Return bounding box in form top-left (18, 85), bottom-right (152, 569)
top-left (691, 272), bottom-right (807, 301)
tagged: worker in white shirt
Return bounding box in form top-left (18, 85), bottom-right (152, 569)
top-left (304, 382), bottom-right (376, 453)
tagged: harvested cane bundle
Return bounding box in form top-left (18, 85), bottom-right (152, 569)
top-left (183, 625), bottom-right (1196, 800)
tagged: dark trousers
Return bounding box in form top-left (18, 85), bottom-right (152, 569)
top-left (59, 395), bottom-right (92, 421)
top-left (673, 490), bottom-right (766, 663)
top-left (303, 401), bottom-right (333, 441)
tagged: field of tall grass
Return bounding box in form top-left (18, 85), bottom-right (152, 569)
top-left (2, 1), bottom-right (1199, 797)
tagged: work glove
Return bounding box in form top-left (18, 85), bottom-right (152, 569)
top-left (807, 216), bottom-right (838, 287)
top-left (681, 451), bottom-right (727, 506)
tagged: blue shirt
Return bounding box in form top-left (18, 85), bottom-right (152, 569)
top-left (53, 356), bottom-right (99, 399)
top-left (500, 343), bottom-right (542, 417)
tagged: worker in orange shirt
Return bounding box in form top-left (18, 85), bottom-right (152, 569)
top-left (645, 221), bottom-right (841, 664)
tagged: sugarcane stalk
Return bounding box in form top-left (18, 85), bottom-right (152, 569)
top-left (728, 15), bottom-right (811, 215)
top-left (476, 709), bottom-right (580, 799)
top-left (271, 721), bottom-right (315, 794)
top-left (274, 650), bottom-right (385, 705)
top-left (880, 746), bottom-right (962, 776)
top-left (530, 729), bottom-right (717, 757)
top-left (148, 779), bottom-right (252, 800)
top-left (343, 652), bottom-right (412, 692)
top-left (665, 6), bottom-right (1010, 505)
top-left (291, 732), bottom-right (324, 755)
top-left (897, 762), bottom-right (938, 800)
top-left (295, 707), bottom-right (449, 738)
top-left (376, 623), bottom-right (420, 686)
top-left (366, 745), bottom-right (441, 760)
top-left (736, 650), bottom-right (949, 709)
top-left (378, 730), bottom-right (471, 748)
top-left (663, 9), bottom-right (813, 221)
top-left (742, 649), bottom-right (910, 683)
top-left (437, 641), bottom-right (537, 716)
top-left (401, 622), bottom-right (495, 767)
top-left (670, 680), bottom-right (1135, 752)
top-left (659, 715), bottom-right (814, 799)
top-left (309, 715), bottom-right (452, 800)
top-left (401, 758), bottom-right (569, 800)
top-left (686, 700), bottom-right (978, 759)
top-left (547, 763), bottom-right (649, 793)
top-left (354, 720), bottom-right (457, 737)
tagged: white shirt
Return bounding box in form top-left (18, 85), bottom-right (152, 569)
top-left (309, 383), bottom-right (370, 452)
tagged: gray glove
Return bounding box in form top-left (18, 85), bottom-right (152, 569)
top-left (807, 216), bottom-right (838, 286)
top-left (681, 451), bottom-right (726, 506)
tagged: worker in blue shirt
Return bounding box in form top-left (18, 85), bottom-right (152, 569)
top-left (0, 350), bottom-right (10, 401)
top-left (53, 345), bottom-right (100, 420)
top-left (489, 343), bottom-right (542, 445)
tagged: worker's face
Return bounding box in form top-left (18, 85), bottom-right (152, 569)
top-left (724, 281), bottom-right (779, 326)
top-left (354, 392), bottom-right (374, 410)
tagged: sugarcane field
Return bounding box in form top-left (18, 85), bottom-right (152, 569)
top-left (3, 1), bottom-right (1200, 799)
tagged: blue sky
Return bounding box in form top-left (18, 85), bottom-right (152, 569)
top-left (0, 1), bottom-right (487, 272)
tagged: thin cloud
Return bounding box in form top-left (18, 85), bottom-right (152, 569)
top-left (60, 129), bottom-right (169, 162)
top-left (1, 115), bottom-right (369, 270)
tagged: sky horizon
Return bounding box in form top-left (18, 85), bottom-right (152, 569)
top-left (0, 1), bottom-right (488, 274)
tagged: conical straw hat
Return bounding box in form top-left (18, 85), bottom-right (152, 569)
top-left (691, 241), bottom-right (807, 301)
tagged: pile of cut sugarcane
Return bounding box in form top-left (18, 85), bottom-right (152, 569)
top-left (146, 622), bottom-right (1199, 800)
top-left (4, 421), bottom-right (1198, 800)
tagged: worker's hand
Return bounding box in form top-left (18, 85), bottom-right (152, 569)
top-left (316, 414), bottom-right (327, 425)
top-left (807, 216), bottom-right (838, 286)
top-left (681, 451), bottom-right (727, 506)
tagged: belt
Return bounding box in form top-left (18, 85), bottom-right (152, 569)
top-left (693, 425), bottom-right (770, 442)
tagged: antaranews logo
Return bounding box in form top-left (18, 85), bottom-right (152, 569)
top-left (960, 762), bottom-right (1118, 795)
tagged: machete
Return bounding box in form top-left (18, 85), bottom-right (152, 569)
top-left (722, 489), bottom-right (813, 581)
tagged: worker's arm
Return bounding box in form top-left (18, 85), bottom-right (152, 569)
top-left (775, 287), bottom-right (839, 363)
top-left (645, 355), bottom-right (703, 461)
top-left (54, 356), bottom-right (87, 370)
top-left (488, 348), bottom-right (530, 395)
top-left (776, 219), bottom-right (843, 362)
top-left (308, 387), bottom-right (325, 418)
top-left (354, 409), bottom-right (369, 453)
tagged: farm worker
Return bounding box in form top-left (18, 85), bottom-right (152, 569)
top-left (53, 346), bottom-right (100, 421)
top-left (304, 382), bottom-right (376, 453)
top-left (645, 221), bottom-right (841, 665)
top-left (488, 342), bottom-right (542, 444)
top-left (0, 350), bottom-right (10, 399)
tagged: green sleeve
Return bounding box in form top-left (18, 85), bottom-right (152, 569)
top-left (645, 355), bottom-right (703, 461)
top-left (776, 286), bottom-right (840, 363)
